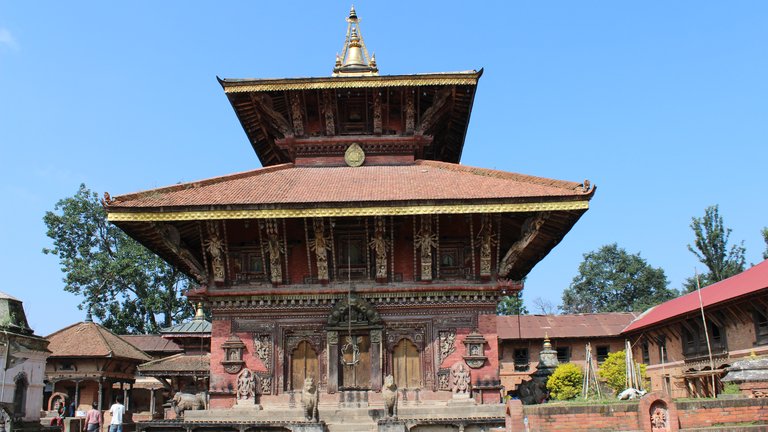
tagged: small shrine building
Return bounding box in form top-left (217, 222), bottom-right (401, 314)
top-left (105, 7), bottom-right (594, 412)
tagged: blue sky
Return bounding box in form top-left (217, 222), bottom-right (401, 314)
top-left (1, 2), bottom-right (766, 336)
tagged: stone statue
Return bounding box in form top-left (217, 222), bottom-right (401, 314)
top-left (382, 374), bottom-right (398, 419)
top-left (450, 362), bottom-right (471, 396)
top-left (171, 392), bottom-right (206, 417)
top-left (237, 368), bottom-right (255, 401)
top-left (650, 402), bottom-right (669, 432)
top-left (301, 377), bottom-right (319, 422)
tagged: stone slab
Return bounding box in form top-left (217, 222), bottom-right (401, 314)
top-left (377, 419), bottom-right (407, 432)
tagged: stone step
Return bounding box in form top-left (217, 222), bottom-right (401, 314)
top-left (326, 422), bottom-right (377, 432)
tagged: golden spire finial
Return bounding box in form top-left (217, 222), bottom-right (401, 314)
top-left (543, 332), bottom-right (552, 350)
top-left (333, 6), bottom-right (378, 76)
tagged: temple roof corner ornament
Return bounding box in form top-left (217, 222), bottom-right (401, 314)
top-left (332, 6), bottom-right (379, 77)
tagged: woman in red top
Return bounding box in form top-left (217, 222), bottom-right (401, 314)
top-left (83, 402), bottom-right (102, 432)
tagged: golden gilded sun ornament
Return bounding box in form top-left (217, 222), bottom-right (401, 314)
top-left (344, 143), bottom-right (365, 167)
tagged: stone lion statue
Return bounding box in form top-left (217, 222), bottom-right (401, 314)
top-left (301, 377), bottom-right (319, 422)
top-left (382, 374), bottom-right (398, 419)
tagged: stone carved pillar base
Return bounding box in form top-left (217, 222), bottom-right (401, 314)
top-left (378, 419), bottom-right (408, 432)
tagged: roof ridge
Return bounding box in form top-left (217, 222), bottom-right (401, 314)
top-left (110, 163), bottom-right (295, 204)
top-left (45, 321), bottom-right (83, 339)
top-left (93, 323), bottom-right (116, 357)
top-left (94, 324), bottom-right (151, 361)
top-left (416, 160), bottom-right (593, 194)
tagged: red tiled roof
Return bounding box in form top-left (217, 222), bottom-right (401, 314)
top-left (120, 335), bottom-right (183, 354)
top-left (623, 260), bottom-right (768, 333)
top-left (497, 312), bottom-right (638, 340)
top-left (47, 322), bottom-right (151, 362)
top-left (108, 160), bottom-right (591, 209)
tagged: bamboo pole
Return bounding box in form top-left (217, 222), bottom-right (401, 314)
top-left (695, 270), bottom-right (717, 397)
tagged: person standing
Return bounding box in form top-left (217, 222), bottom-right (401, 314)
top-left (83, 402), bottom-right (102, 432)
top-left (108, 396), bottom-right (125, 432)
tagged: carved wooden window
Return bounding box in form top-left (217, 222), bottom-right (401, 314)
top-left (232, 248), bottom-right (265, 283)
top-left (340, 335), bottom-right (371, 390)
top-left (392, 339), bottom-right (421, 389)
top-left (337, 234), bottom-right (367, 280)
top-left (556, 346), bottom-right (571, 364)
top-left (513, 348), bottom-right (529, 372)
top-left (681, 318), bottom-right (728, 358)
top-left (338, 93), bottom-right (368, 135)
top-left (291, 341), bottom-right (318, 391)
top-left (755, 307), bottom-right (768, 345)
top-left (438, 244), bottom-right (466, 280)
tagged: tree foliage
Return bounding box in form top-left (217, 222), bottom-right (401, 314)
top-left (43, 184), bottom-right (194, 334)
top-left (497, 293), bottom-right (528, 315)
top-left (561, 244), bottom-right (677, 314)
top-left (684, 205), bottom-right (746, 292)
top-left (762, 227), bottom-right (768, 260)
top-left (597, 350), bottom-right (647, 394)
top-left (546, 363), bottom-right (583, 401)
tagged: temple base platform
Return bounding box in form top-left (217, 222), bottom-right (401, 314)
top-left (139, 398), bottom-right (505, 432)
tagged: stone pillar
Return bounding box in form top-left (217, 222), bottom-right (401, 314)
top-left (150, 389), bottom-right (156, 419)
top-left (371, 330), bottom-right (382, 392)
top-left (327, 331), bottom-right (339, 394)
top-left (74, 380), bottom-right (80, 413)
top-left (97, 378), bottom-right (103, 411)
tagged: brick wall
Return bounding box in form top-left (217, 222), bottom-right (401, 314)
top-left (518, 401), bottom-right (641, 432)
top-left (676, 398), bottom-right (768, 430)
top-left (505, 395), bottom-right (768, 431)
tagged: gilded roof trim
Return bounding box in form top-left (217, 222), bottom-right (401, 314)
top-left (108, 200), bottom-right (589, 222)
top-left (221, 72), bottom-right (480, 93)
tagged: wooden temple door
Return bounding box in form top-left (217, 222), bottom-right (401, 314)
top-left (340, 335), bottom-right (371, 389)
top-left (291, 341), bottom-right (319, 391)
top-left (392, 339), bottom-right (421, 389)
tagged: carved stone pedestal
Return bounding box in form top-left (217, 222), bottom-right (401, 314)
top-left (378, 419), bottom-right (408, 432)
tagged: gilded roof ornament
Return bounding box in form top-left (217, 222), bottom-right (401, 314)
top-left (333, 6), bottom-right (379, 76)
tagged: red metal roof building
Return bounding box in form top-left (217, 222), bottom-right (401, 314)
top-left (623, 260), bottom-right (768, 398)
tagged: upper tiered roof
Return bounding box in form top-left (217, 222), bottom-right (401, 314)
top-left (218, 7), bottom-right (481, 167)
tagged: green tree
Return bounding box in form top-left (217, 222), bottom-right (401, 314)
top-left (762, 227), bottom-right (768, 260)
top-left (561, 244), bottom-right (677, 314)
top-left (497, 293), bottom-right (528, 315)
top-left (546, 363), bottom-right (583, 400)
top-left (43, 184), bottom-right (193, 334)
top-left (684, 205), bottom-right (746, 292)
top-left (598, 350), bottom-right (647, 394)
